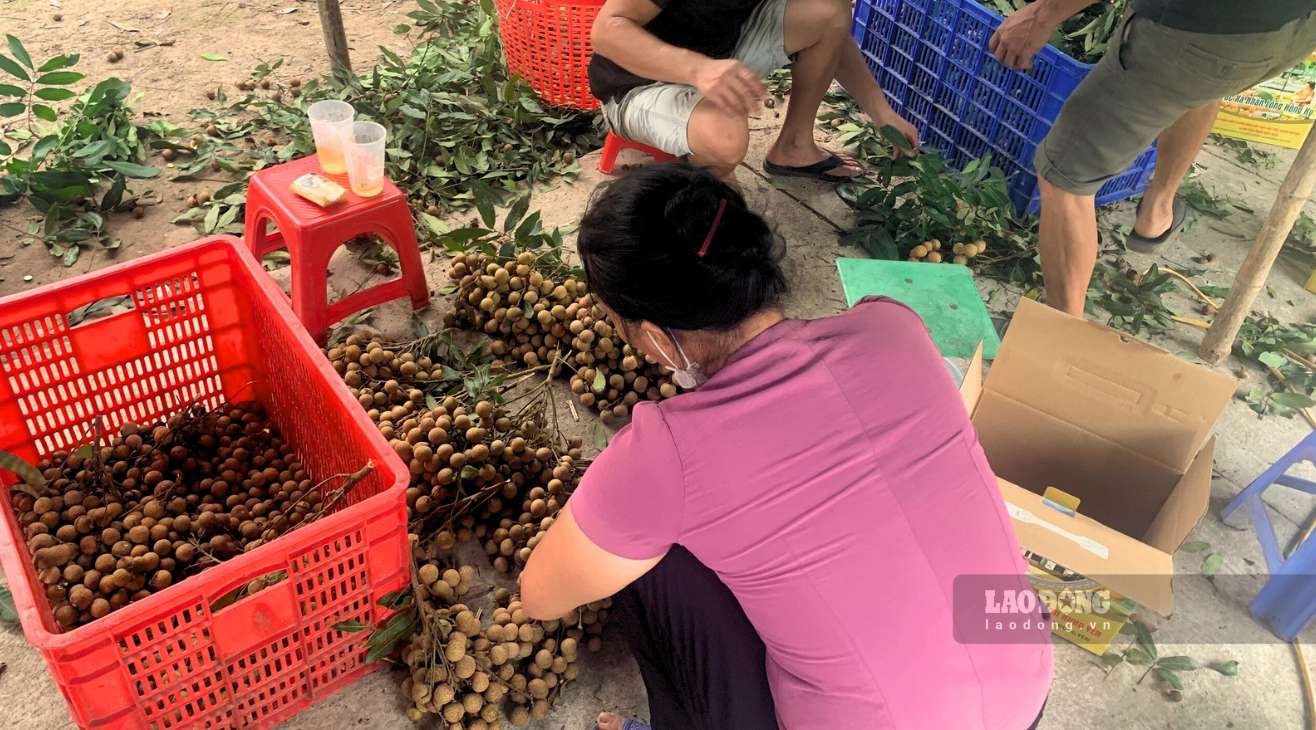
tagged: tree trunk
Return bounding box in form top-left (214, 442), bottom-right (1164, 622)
top-left (317, 0), bottom-right (352, 76)
top-left (1199, 130), bottom-right (1316, 363)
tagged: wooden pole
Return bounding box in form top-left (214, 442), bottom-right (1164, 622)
top-left (317, 0), bottom-right (352, 76)
top-left (1200, 130), bottom-right (1316, 363)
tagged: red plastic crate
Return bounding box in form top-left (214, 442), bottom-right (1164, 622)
top-left (494, 0), bottom-right (605, 111)
top-left (0, 236), bottom-right (410, 729)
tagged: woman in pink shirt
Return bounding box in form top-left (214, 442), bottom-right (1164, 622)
top-left (520, 164), bottom-right (1053, 729)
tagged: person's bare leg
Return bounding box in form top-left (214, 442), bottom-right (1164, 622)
top-left (766, 0), bottom-right (858, 175)
top-left (1039, 177), bottom-right (1099, 317)
top-left (1133, 100), bottom-right (1220, 237)
top-left (687, 99), bottom-right (749, 183)
top-left (834, 35), bottom-right (902, 135)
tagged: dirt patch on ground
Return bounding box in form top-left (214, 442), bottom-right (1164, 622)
top-left (0, 0), bottom-right (414, 295)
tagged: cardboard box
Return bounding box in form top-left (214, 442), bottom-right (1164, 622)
top-left (962, 299), bottom-right (1236, 624)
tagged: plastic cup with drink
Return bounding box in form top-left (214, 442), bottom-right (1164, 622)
top-left (345, 121), bottom-right (387, 198)
top-left (307, 100), bottom-right (354, 175)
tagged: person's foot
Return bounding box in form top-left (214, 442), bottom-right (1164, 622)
top-left (596, 712), bottom-right (651, 730)
top-left (765, 137), bottom-right (861, 180)
top-left (1132, 195), bottom-right (1177, 239)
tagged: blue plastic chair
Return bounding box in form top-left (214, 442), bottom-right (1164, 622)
top-left (1221, 430), bottom-right (1316, 641)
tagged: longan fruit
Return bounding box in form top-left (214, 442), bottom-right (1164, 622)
top-left (433, 683), bottom-right (456, 705)
top-left (508, 706), bottom-right (530, 727)
top-left (470, 671), bottom-right (490, 693)
top-left (926, 251), bottom-right (943, 263)
top-left (442, 568), bottom-right (461, 588)
top-left (418, 564), bottom-right (440, 585)
top-left (454, 655), bottom-right (476, 679)
top-left (445, 638), bottom-right (467, 663)
top-left (431, 580), bottom-right (455, 602)
top-left (90, 597), bottom-right (110, 619)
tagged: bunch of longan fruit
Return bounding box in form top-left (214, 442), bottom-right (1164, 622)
top-left (326, 331), bottom-right (613, 728)
top-left (399, 567), bottom-right (608, 728)
top-left (327, 337), bottom-right (583, 530)
top-left (444, 252), bottom-right (681, 423)
top-left (11, 402), bottom-right (318, 630)
top-left (907, 238), bottom-right (988, 265)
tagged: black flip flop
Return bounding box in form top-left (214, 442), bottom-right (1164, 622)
top-left (1126, 196), bottom-right (1187, 254)
top-left (764, 153), bottom-right (861, 183)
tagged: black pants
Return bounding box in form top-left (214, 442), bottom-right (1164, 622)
top-left (612, 545), bottom-right (780, 729)
top-left (613, 545), bottom-right (1049, 730)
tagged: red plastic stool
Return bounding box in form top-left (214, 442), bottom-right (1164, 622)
top-left (598, 132), bottom-right (678, 175)
top-left (243, 156), bottom-right (430, 342)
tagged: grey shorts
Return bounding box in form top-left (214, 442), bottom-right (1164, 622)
top-left (1037, 9), bottom-right (1316, 195)
top-left (601, 0), bottom-right (791, 157)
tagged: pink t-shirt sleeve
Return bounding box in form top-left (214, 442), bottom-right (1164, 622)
top-left (569, 402), bottom-right (684, 560)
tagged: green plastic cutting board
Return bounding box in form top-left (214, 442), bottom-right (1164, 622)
top-left (836, 257), bottom-right (1000, 359)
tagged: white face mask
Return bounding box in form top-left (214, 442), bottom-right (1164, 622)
top-left (646, 328), bottom-right (707, 389)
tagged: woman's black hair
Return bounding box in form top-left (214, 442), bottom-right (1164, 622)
top-left (577, 163), bottom-right (787, 331)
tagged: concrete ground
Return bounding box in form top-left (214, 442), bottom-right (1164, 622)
top-left (4, 82), bottom-right (1316, 730)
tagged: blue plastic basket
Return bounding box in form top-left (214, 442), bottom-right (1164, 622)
top-left (851, 0), bottom-right (1156, 214)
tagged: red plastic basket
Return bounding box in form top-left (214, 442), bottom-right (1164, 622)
top-left (494, 0), bottom-right (605, 111)
top-left (0, 236), bottom-right (410, 729)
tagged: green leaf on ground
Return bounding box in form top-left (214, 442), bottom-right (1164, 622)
top-left (34, 71), bottom-right (83, 85)
top-left (1155, 667), bottom-right (1184, 690)
top-left (5, 36), bottom-right (32, 69)
top-left (378, 589), bottom-right (412, 610)
top-left (1123, 646), bottom-right (1154, 665)
top-left (1271, 392), bottom-right (1316, 409)
top-left (1202, 552), bottom-right (1224, 578)
top-left (1131, 619), bottom-right (1158, 659)
top-left (101, 161), bottom-right (160, 178)
top-left (0, 54), bottom-right (30, 81)
top-left (1156, 656), bottom-right (1196, 671)
top-left (364, 610), bottom-right (416, 663)
top-left (200, 53), bottom-right (227, 61)
top-left (1207, 660), bottom-right (1239, 676)
top-left (1180, 541), bottom-right (1210, 553)
top-left (0, 585), bottom-right (17, 624)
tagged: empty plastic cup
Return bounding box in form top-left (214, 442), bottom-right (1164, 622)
top-left (307, 100), bottom-right (354, 175)
top-left (345, 121), bottom-right (387, 198)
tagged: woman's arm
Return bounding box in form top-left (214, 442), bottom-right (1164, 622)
top-left (519, 502), bottom-right (664, 620)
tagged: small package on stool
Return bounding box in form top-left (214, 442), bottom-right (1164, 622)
top-left (290, 173), bottom-right (347, 207)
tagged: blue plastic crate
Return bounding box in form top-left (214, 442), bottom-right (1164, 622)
top-left (851, 0), bottom-right (1157, 214)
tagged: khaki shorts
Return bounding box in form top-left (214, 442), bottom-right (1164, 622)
top-left (601, 0), bottom-right (791, 157)
top-left (1037, 9), bottom-right (1316, 195)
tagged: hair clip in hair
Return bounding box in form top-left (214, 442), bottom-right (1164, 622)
top-left (697, 199), bottom-right (727, 258)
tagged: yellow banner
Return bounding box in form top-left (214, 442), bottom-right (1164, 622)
top-left (1213, 53), bottom-right (1316, 150)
